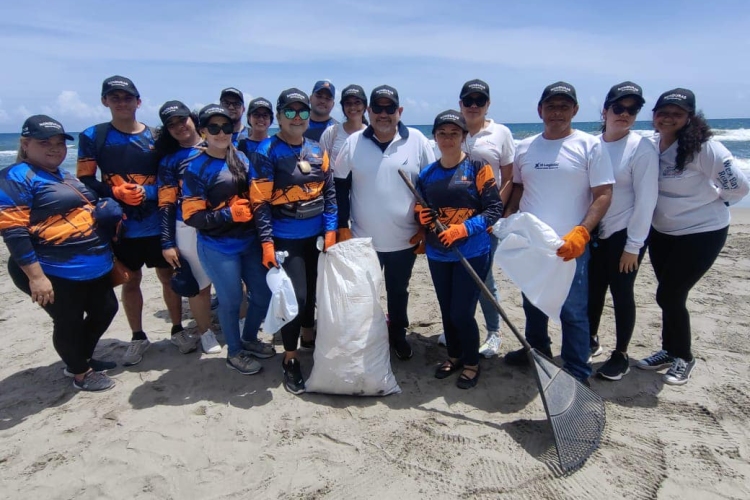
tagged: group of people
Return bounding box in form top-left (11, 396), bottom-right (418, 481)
top-left (0, 74), bottom-right (747, 395)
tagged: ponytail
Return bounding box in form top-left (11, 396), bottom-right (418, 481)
top-left (226, 143), bottom-right (249, 197)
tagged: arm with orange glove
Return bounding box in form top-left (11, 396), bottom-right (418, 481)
top-left (556, 225), bottom-right (590, 261)
top-left (112, 182), bottom-right (145, 206)
top-left (323, 230), bottom-right (337, 251)
top-left (261, 241), bottom-right (278, 269)
top-left (556, 184), bottom-right (612, 261)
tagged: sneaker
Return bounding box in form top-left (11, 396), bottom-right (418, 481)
top-left (63, 358), bottom-right (117, 378)
top-left (171, 330), bottom-right (200, 354)
top-left (504, 346), bottom-right (553, 366)
top-left (589, 335), bottom-right (603, 362)
top-left (282, 358), bottom-right (305, 394)
top-left (200, 330), bottom-right (222, 354)
top-left (479, 332), bottom-right (502, 358)
top-left (73, 371), bottom-right (115, 392)
top-left (122, 339), bottom-right (150, 366)
top-left (663, 357), bottom-right (696, 386)
top-left (596, 350), bottom-right (630, 381)
top-left (636, 350), bottom-right (674, 371)
top-left (393, 339), bottom-right (413, 360)
top-left (226, 352), bottom-right (262, 375)
top-left (437, 333), bottom-right (446, 347)
top-left (242, 339), bottom-right (276, 359)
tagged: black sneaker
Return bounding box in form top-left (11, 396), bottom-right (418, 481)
top-left (393, 339), bottom-right (413, 360)
top-left (282, 358), bottom-right (305, 395)
top-left (589, 335), bottom-right (603, 362)
top-left (596, 350), bottom-right (630, 381)
top-left (504, 347), bottom-right (552, 366)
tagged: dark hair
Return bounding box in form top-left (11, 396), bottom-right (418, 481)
top-left (155, 113), bottom-right (199, 156)
top-left (226, 143), bottom-right (249, 197)
top-left (673, 111), bottom-right (712, 171)
top-left (340, 99), bottom-right (369, 125)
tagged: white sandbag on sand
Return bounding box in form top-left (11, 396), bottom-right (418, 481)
top-left (306, 238), bottom-right (401, 396)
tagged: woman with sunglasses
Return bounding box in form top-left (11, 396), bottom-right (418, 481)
top-left (415, 110), bottom-right (502, 389)
top-left (239, 97), bottom-right (274, 156)
top-left (636, 89), bottom-right (749, 385)
top-left (0, 115), bottom-right (119, 391)
top-left (182, 104), bottom-right (274, 375)
top-left (156, 100), bottom-right (221, 355)
top-left (587, 82), bottom-right (659, 381)
top-left (250, 88), bottom-right (337, 395)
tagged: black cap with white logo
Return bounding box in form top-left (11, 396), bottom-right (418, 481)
top-left (247, 97), bottom-right (273, 115)
top-left (159, 100), bottom-right (191, 125)
top-left (370, 85), bottom-right (399, 106)
top-left (605, 81), bottom-right (645, 107)
top-left (460, 79), bottom-right (490, 99)
top-left (340, 84), bottom-right (368, 105)
top-left (276, 88), bottom-right (310, 110)
top-left (21, 115), bottom-right (74, 141)
top-left (101, 75), bottom-right (140, 98)
top-left (220, 88), bottom-right (244, 104)
top-left (539, 81), bottom-right (578, 105)
top-left (652, 88), bottom-right (696, 113)
top-left (432, 109), bottom-right (467, 135)
top-left (198, 104), bottom-right (232, 127)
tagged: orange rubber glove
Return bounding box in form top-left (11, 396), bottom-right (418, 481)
top-left (409, 227), bottom-right (426, 254)
top-left (229, 199), bottom-right (252, 222)
top-left (414, 203), bottom-right (437, 227)
top-left (557, 225), bottom-right (590, 261)
top-left (112, 183), bottom-right (144, 206)
top-left (323, 231), bottom-right (337, 251)
top-left (261, 241), bottom-right (278, 269)
top-left (337, 228), bottom-right (353, 243)
top-left (438, 224), bottom-right (468, 248)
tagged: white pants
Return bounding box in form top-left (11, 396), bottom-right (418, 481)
top-left (175, 220), bottom-right (211, 289)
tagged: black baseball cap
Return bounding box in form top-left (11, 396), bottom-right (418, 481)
top-left (432, 109), bottom-right (467, 135)
top-left (247, 97), bottom-right (273, 115)
top-left (101, 75), bottom-right (139, 98)
top-left (21, 115), bottom-right (74, 141)
top-left (220, 88), bottom-right (244, 104)
top-left (276, 88), bottom-right (310, 110)
top-left (604, 81), bottom-right (645, 107)
top-left (312, 80), bottom-right (336, 97)
top-left (652, 88), bottom-right (696, 113)
top-left (370, 85), bottom-right (399, 106)
top-left (159, 100), bottom-right (191, 125)
top-left (340, 84), bottom-right (367, 105)
top-left (460, 79), bottom-right (490, 99)
top-left (198, 104), bottom-right (232, 127)
top-left (539, 81), bottom-right (577, 105)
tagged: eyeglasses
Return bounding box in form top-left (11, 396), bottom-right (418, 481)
top-left (250, 112), bottom-right (271, 120)
top-left (166, 116), bottom-right (188, 129)
top-left (205, 123), bottom-right (234, 135)
top-left (610, 103), bottom-right (641, 116)
top-left (282, 109), bottom-right (310, 120)
top-left (461, 96), bottom-right (488, 108)
top-left (220, 100), bottom-right (243, 109)
top-left (370, 103), bottom-right (398, 115)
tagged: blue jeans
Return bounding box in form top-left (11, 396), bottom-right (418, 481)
top-left (198, 238), bottom-right (271, 357)
top-left (522, 247), bottom-right (591, 380)
top-left (376, 247), bottom-right (418, 343)
top-left (478, 236), bottom-right (501, 333)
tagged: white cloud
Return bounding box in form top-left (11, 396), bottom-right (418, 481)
top-left (54, 91), bottom-right (110, 120)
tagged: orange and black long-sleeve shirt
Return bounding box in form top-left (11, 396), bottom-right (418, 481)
top-left (0, 162), bottom-right (113, 280)
top-left (157, 146), bottom-right (203, 249)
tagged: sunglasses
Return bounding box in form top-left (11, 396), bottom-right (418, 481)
top-left (611, 103), bottom-right (641, 116)
top-left (282, 109), bottom-right (310, 120)
top-left (206, 123), bottom-right (234, 135)
top-left (461, 96), bottom-right (488, 107)
top-left (370, 103), bottom-right (398, 115)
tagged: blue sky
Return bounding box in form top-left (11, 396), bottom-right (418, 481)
top-left (1, 0), bottom-right (749, 132)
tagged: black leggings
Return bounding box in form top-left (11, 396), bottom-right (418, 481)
top-left (648, 226), bottom-right (728, 361)
top-left (588, 228), bottom-right (647, 352)
top-left (8, 260), bottom-right (119, 374)
top-left (274, 236), bottom-right (319, 352)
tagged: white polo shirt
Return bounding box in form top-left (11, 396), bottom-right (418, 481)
top-left (335, 123), bottom-right (436, 252)
top-left (513, 129), bottom-right (614, 236)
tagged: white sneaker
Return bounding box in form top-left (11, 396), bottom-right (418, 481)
top-left (122, 339), bottom-right (150, 366)
top-left (201, 330), bottom-right (222, 354)
top-left (437, 333), bottom-right (446, 346)
top-left (479, 332), bottom-right (502, 358)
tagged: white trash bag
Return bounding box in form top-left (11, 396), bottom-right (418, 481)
top-left (263, 264), bottom-right (298, 335)
top-left (306, 237), bottom-right (401, 396)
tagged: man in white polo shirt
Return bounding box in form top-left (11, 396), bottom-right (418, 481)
top-left (503, 81), bottom-right (614, 384)
top-left (335, 84), bottom-right (436, 360)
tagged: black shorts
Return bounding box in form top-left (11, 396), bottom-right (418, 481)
top-left (113, 236), bottom-right (169, 271)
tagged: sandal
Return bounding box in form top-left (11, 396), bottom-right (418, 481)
top-left (434, 359), bottom-right (463, 379)
top-left (456, 365), bottom-right (480, 389)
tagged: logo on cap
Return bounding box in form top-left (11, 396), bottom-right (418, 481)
top-left (617, 85), bottom-right (640, 93)
top-left (550, 85), bottom-right (572, 93)
top-left (204, 106), bottom-right (224, 114)
top-left (38, 121), bottom-right (62, 130)
top-left (286, 92), bottom-right (306, 100)
top-left (663, 93), bottom-right (688, 101)
top-left (375, 89), bottom-right (395, 97)
top-left (467, 83), bottom-right (486, 91)
top-left (442, 113), bottom-right (462, 121)
top-left (162, 105), bottom-right (179, 114)
top-left (107, 80), bottom-right (131, 88)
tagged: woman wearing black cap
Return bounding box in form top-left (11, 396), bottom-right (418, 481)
top-left (587, 82), bottom-right (659, 381)
top-left (239, 97), bottom-right (274, 155)
top-left (636, 89), bottom-right (749, 385)
top-left (0, 115), bottom-right (120, 391)
top-left (415, 110), bottom-right (502, 389)
top-left (320, 84), bottom-right (368, 165)
top-left (181, 104), bottom-right (274, 375)
top-left (156, 100), bottom-right (220, 355)
top-left (249, 88), bottom-right (338, 395)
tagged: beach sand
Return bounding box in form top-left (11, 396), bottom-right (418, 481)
top-left (1, 210), bottom-right (749, 500)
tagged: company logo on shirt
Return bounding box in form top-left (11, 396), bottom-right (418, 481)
top-left (534, 162), bottom-right (559, 170)
top-left (662, 165), bottom-right (682, 178)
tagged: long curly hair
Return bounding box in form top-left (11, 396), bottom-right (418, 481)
top-left (673, 112), bottom-right (712, 171)
top-left (155, 113), bottom-right (200, 156)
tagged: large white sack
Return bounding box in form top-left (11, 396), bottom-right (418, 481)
top-left (263, 265), bottom-right (298, 334)
top-left (306, 238), bottom-right (401, 396)
top-left (492, 212), bottom-right (576, 323)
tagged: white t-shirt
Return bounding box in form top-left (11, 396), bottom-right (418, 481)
top-left (335, 124), bottom-right (436, 252)
top-left (513, 130), bottom-right (614, 236)
top-left (319, 122), bottom-right (363, 165)
top-left (598, 132), bottom-right (659, 254)
top-left (464, 119), bottom-right (516, 184)
top-left (650, 137), bottom-right (750, 235)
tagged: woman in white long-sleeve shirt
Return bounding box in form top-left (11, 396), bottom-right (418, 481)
top-left (636, 88), bottom-right (749, 385)
top-left (588, 82), bottom-right (659, 381)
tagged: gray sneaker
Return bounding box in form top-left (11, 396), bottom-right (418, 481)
top-left (241, 339), bottom-right (276, 359)
top-left (171, 330), bottom-right (200, 354)
top-left (636, 349), bottom-right (674, 371)
top-left (226, 352), bottom-right (263, 375)
top-left (663, 357), bottom-right (696, 385)
top-left (73, 371), bottom-right (115, 392)
top-left (122, 339), bottom-right (150, 366)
